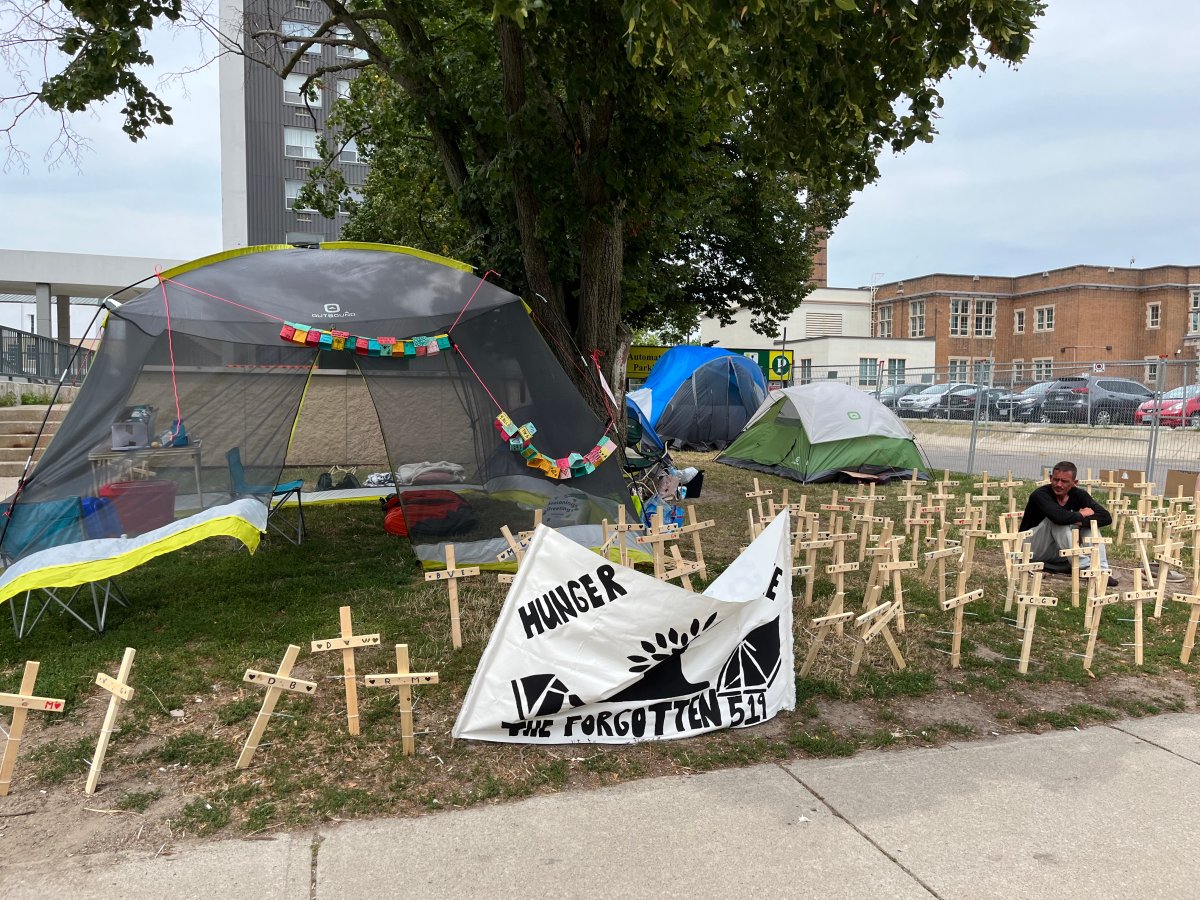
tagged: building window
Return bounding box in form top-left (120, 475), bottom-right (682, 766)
top-left (1013, 309), bottom-right (1025, 334)
top-left (877, 304), bottom-right (893, 338)
top-left (858, 358), bottom-right (878, 387)
top-left (284, 179), bottom-right (316, 211)
top-left (295, 0), bottom-right (312, 8)
top-left (973, 359), bottom-right (992, 384)
top-left (1146, 302), bottom-right (1161, 329)
top-left (973, 299), bottom-right (995, 338)
top-left (948, 357), bottom-right (969, 382)
top-left (949, 299), bottom-right (970, 337)
top-left (886, 359), bottom-right (906, 385)
top-left (1011, 359), bottom-right (1025, 383)
top-left (283, 21), bottom-right (321, 55)
top-left (1033, 358), bottom-right (1054, 381)
top-left (336, 79), bottom-right (352, 101)
top-left (1191, 291), bottom-right (1200, 334)
top-left (334, 28), bottom-right (369, 59)
top-left (338, 188), bottom-right (365, 215)
top-left (1145, 357), bottom-right (1160, 383)
top-left (283, 126), bottom-right (320, 159)
top-left (339, 138), bottom-right (360, 163)
top-left (283, 73), bottom-right (321, 106)
top-left (909, 300), bottom-right (925, 338)
top-left (1034, 305), bottom-right (1055, 332)
top-left (799, 359), bottom-right (812, 385)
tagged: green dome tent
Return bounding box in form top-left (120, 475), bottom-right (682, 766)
top-left (717, 382), bottom-right (928, 483)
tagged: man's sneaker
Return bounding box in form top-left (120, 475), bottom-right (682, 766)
top-left (1107, 574), bottom-right (1120, 589)
top-left (1149, 564), bottom-right (1187, 584)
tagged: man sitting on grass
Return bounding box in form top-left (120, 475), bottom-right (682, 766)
top-left (1019, 460), bottom-right (1118, 587)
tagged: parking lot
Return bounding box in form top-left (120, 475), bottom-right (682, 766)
top-left (909, 419), bottom-right (1200, 486)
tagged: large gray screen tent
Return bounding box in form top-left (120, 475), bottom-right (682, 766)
top-left (0, 244), bottom-right (631, 607)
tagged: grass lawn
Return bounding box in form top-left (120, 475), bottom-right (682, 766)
top-left (1, 453), bottom-right (1197, 850)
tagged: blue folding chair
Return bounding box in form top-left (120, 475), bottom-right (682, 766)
top-left (226, 447), bottom-right (305, 544)
top-left (0, 497), bottom-right (129, 637)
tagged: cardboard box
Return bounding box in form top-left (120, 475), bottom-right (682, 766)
top-left (1100, 468), bottom-right (1145, 488)
top-left (1164, 469), bottom-right (1200, 499)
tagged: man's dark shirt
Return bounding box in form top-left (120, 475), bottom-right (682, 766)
top-left (1020, 484), bottom-right (1113, 532)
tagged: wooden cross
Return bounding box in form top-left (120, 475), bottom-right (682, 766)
top-left (794, 535), bottom-right (833, 609)
top-left (905, 514), bottom-right (935, 564)
top-left (849, 598), bottom-right (906, 676)
top-left (799, 610), bottom-right (856, 678)
top-left (999, 471), bottom-right (1022, 514)
top-left (0, 661), bottom-right (66, 796)
top-left (1152, 534), bottom-right (1185, 618)
top-left (850, 482), bottom-right (880, 558)
top-left (673, 506), bottom-right (715, 581)
top-left (987, 513), bottom-right (1023, 579)
top-left (637, 508), bottom-right (682, 580)
top-left (1121, 569), bottom-right (1159, 667)
top-left (664, 544), bottom-right (702, 591)
top-left (1016, 573), bottom-right (1057, 674)
top-left (927, 490), bottom-right (953, 531)
top-left (364, 644), bottom-right (439, 755)
top-left (608, 505), bottom-right (645, 569)
top-left (311, 606), bottom-right (380, 735)
top-left (1081, 589), bottom-right (1121, 672)
top-left (820, 490), bottom-right (850, 536)
top-left (744, 478), bottom-right (773, 526)
top-left (1008, 545), bottom-right (1044, 623)
top-left (862, 518), bottom-right (897, 596)
top-left (237, 645), bottom-right (318, 769)
top-left (1129, 517), bottom-right (1157, 584)
top-left (1079, 520), bottom-right (1113, 630)
top-left (1174, 592), bottom-right (1200, 665)
top-left (938, 469), bottom-right (960, 491)
top-left (745, 507), bottom-right (762, 544)
top-left (1058, 528), bottom-right (1090, 609)
top-left (941, 589), bottom-right (983, 669)
top-left (955, 521), bottom-right (989, 585)
top-left (425, 544), bottom-right (481, 650)
top-left (923, 528), bottom-right (963, 609)
top-left (498, 524), bottom-right (531, 565)
top-left (1078, 467), bottom-right (1102, 491)
top-left (823, 530), bottom-right (859, 631)
top-left (86, 647), bottom-right (136, 795)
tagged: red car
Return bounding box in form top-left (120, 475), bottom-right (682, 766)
top-left (1135, 384), bottom-right (1200, 428)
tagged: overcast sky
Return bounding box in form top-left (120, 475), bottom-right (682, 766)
top-left (0, 1), bottom-right (1197, 302)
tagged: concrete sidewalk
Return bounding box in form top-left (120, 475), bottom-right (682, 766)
top-left (8, 713), bottom-right (1200, 899)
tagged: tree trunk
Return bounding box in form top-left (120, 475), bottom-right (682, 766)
top-left (578, 212), bottom-right (630, 424)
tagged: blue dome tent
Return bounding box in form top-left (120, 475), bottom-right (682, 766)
top-left (627, 347), bottom-right (768, 450)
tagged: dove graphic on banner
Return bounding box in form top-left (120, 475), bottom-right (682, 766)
top-left (452, 511), bottom-right (794, 743)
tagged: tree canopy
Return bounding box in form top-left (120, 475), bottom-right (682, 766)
top-left (4, 0), bottom-right (1046, 402)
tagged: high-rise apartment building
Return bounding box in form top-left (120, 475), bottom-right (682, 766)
top-left (219, 0), bottom-right (367, 248)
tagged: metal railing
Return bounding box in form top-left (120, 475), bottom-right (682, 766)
top-left (792, 358), bottom-right (1200, 486)
top-left (0, 326), bottom-right (93, 385)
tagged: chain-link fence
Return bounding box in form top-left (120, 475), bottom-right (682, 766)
top-left (791, 358), bottom-right (1200, 486)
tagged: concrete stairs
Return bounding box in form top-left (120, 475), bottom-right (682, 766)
top-left (0, 406), bottom-right (68, 478)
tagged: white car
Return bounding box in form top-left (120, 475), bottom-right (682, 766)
top-left (896, 382), bottom-right (973, 418)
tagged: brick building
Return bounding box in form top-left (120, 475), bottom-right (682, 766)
top-left (871, 264), bottom-right (1200, 385)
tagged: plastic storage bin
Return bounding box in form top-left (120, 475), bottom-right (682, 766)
top-left (99, 480), bottom-right (177, 536)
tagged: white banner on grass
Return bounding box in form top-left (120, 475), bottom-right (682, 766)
top-left (453, 511), bottom-right (794, 744)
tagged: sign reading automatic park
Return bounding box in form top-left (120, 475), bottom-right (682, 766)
top-left (453, 514), bottom-right (795, 744)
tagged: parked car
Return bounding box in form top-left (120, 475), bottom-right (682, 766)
top-left (876, 383), bottom-right (928, 411)
top-left (940, 386), bottom-right (1010, 420)
top-left (1040, 376), bottom-right (1154, 425)
top-left (897, 382), bottom-right (974, 418)
top-left (991, 381), bottom-right (1058, 422)
top-left (1135, 384), bottom-right (1200, 428)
